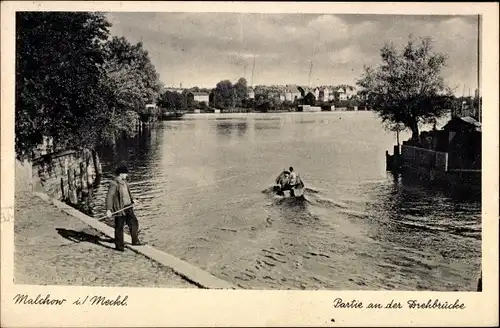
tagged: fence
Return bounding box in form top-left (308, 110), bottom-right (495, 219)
top-left (401, 145), bottom-right (448, 172)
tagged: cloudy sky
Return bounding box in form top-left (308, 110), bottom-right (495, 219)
top-left (106, 13), bottom-right (479, 94)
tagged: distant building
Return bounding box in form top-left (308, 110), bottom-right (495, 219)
top-left (274, 86), bottom-right (286, 102)
top-left (345, 87), bottom-right (356, 99)
top-left (323, 87), bottom-right (332, 102)
top-left (318, 88), bottom-right (325, 102)
top-left (313, 87), bottom-right (320, 100)
top-left (336, 87), bottom-right (347, 101)
top-left (284, 85), bottom-right (301, 102)
top-left (165, 87), bottom-right (184, 94)
top-left (327, 87), bottom-right (335, 101)
top-left (248, 87), bottom-right (255, 99)
top-left (189, 92), bottom-right (209, 104)
top-left (297, 86), bottom-right (312, 98)
top-left (317, 87), bottom-right (334, 102)
top-left (310, 86), bottom-right (335, 102)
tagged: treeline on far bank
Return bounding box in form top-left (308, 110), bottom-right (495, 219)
top-left (158, 77), bottom-right (366, 113)
top-left (16, 12), bottom-right (163, 161)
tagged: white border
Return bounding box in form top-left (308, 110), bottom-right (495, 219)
top-left (1, 2), bottom-right (498, 327)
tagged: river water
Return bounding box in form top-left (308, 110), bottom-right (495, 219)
top-left (93, 111), bottom-right (481, 291)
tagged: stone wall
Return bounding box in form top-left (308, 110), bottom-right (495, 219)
top-left (31, 149), bottom-right (102, 206)
top-left (15, 159), bottom-right (33, 192)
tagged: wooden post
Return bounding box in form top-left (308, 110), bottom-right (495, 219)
top-left (393, 145), bottom-right (400, 156)
top-left (60, 177), bottom-right (65, 200)
top-left (74, 166), bottom-right (81, 201)
top-left (83, 152), bottom-right (94, 215)
top-left (386, 151), bottom-right (391, 171)
top-left (80, 162), bottom-right (87, 193)
top-left (92, 149), bottom-right (102, 178)
top-left (84, 149), bottom-right (93, 188)
top-left (67, 168), bottom-right (77, 204)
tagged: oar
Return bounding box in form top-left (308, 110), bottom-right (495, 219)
top-left (96, 205), bottom-right (134, 221)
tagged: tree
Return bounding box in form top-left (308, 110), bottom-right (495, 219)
top-left (271, 96), bottom-right (283, 109)
top-left (234, 77), bottom-right (248, 106)
top-left (214, 80), bottom-right (235, 109)
top-left (281, 100), bottom-right (293, 111)
top-left (104, 37), bottom-right (162, 123)
top-left (157, 90), bottom-right (184, 111)
top-left (255, 98), bottom-right (272, 112)
top-left (356, 35), bottom-right (453, 141)
top-left (384, 122), bottom-right (406, 146)
top-left (15, 12), bottom-right (112, 159)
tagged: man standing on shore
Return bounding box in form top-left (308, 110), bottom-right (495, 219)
top-left (106, 165), bottom-right (143, 251)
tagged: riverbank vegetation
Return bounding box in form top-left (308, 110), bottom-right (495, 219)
top-left (15, 12), bottom-right (162, 160)
top-left (17, 13), bottom-right (478, 162)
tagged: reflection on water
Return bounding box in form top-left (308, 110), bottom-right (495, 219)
top-left (216, 121), bottom-right (248, 137)
top-left (92, 112), bottom-right (481, 291)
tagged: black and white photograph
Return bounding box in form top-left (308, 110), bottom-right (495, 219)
top-left (1, 1), bottom-right (498, 327)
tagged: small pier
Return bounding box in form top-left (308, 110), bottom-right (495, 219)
top-left (385, 144), bottom-right (402, 172)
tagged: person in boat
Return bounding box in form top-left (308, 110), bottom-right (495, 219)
top-left (275, 167), bottom-right (304, 197)
top-left (287, 167), bottom-right (298, 196)
top-left (275, 169), bottom-right (290, 196)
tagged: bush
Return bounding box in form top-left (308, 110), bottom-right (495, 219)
top-left (281, 100), bottom-right (293, 111)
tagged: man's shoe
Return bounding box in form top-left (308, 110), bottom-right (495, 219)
top-left (115, 247), bottom-right (125, 252)
top-left (132, 241), bottom-right (145, 246)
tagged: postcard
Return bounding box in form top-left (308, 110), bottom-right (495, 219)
top-left (1, 1), bottom-right (498, 327)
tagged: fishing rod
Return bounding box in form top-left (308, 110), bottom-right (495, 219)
top-left (96, 204), bottom-right (134, 221)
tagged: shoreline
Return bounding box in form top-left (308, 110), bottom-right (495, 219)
top-left (14, 189), bottom-right (236, 289)
top-left (183, 110), bottom-right (374, 120)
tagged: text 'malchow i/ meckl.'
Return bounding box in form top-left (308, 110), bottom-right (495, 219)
top-left (333, 298), bottom-right (466, 310)
top-left (13, 294), bottom-right (128, 306)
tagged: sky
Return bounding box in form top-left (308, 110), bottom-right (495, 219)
top-left (106, 13), bottom-right (479, 94)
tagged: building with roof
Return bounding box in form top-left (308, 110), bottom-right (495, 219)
top-left (336, 87), bottom-right (347, 101)
top-left (188, 91), bottom-right (209, 104)
top-left (247, 87), bottom-right (255, 99)
top-left (164, 87), bottom-right (185, 94)
top-left (284, 85), bottom-right (301, 102)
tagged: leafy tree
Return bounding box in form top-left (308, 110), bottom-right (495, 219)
top-left (15, 12), bottom-right (112, 159)
top-left (242, 98), bottom-right (254, 109)
top-left (157, 90), bottom-right (185, 111)
top-left (104, 36), bottom-right (162, 122)
top-left (255, 98), bottom-right (272, 112)
top-left (15, 12), bottom-right (167, 160)
top-left (234, 77), bottom-right (248, 106)
top-left (356, 35), bottom-right (453, 140)
top-left (214, 80), bottom-right (235, 109)
top-left (271, 96), bottom-right (283, 109)
top-left (100, 109), bottom-right (140, 144)
top-left (181, 89), bottom-right (196, 109)
top-left (281, 100), bottom-right (293, 111)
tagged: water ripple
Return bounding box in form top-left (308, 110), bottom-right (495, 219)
top-left (91, 113), bottom-right (481, 291)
